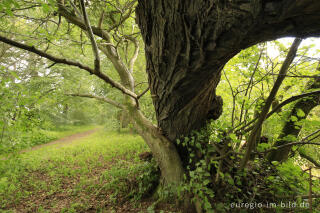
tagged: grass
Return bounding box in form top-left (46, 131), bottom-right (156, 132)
top-left (39, 125), bottom-right (99, 139)
top-left (0, 125), bottom-right (99, 157)
top-left (0, 129), bottom-right (166, 213)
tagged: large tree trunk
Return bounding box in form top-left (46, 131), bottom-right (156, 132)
top-left (267, 78), bottom-right (320, 162)
top-left (136, 0), bottom-right (320, 145)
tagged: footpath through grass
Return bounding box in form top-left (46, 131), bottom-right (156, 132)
top-left (39, 125), bottom-right (99, 141)
top-left (0, 129), bottom-right (166, 213)
top-left (0, 125), bottom-right (98, 156)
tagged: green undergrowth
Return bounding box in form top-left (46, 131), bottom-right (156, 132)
top-left (0, 129), bottom-right (160, 212)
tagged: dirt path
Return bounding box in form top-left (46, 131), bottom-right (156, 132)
top-left (21, 128), bottom-right (100, 153)
top-left (1, 128), bottom-right (100, 160)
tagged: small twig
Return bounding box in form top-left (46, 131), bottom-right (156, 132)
top-left (211, 151), bottom-right (232, 161)
top-left (46, 62), bottom-right (57, 69)
top-left (66, 93), bottom-right (125, 109)
top-left (69, 0), bottom-right (82, 17)
top-left (137, 87), bottom-right (149, 99)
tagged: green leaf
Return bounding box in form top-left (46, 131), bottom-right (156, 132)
top-left (203, 179), bottom-right (210, 185)
top-left (204, 200), bottom-right (212, 210)
top-left (41, 3), bottom-right (50, 13)
top-left (196, 143), bottom-right (201, 149)
top-left (5, 7), bottom-right (13, 16)
top-left (296, 109), bottom-right (305, 118)
top-left (257, 143), bottom-right (270, 152)
top-left (229, 133), bottom-right (237, 141)
top-left (227, 177), bottom-right (234, 185)
top-left (291, 115), bottom-right (298, 122)
top-left (291, 145), bottom-right (298, 151)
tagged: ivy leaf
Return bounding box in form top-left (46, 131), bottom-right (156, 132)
top-left (257, 143), bottom-right (270, 152)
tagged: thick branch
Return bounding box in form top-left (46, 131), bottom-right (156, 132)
top-left (125, 35), bottom-right (140, 73)
top-left (57, 4), bottom-right (135, 91)
top-left (240, 38), bottom-right (302, 169)
top-left (299, 150), bottom-right (320, 168)
top-left (66, 93), bottom-right (125, 109)
top-left (58, 5), bottom-right (111, 41)
top-left (239, 90), bottom-right (320, 134)
top-left (0, 35), bottom-right (137, 99)
top-left (79, 0), bottom-right (100, 73)
top-left (255, 141), bottom-right (320, 154)
top-left (98, 44), bottom-right (135, 91)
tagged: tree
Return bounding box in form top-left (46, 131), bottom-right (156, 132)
top-left (1, 0), bottom-right (320, 211)
top-left (135, 0), bottom-right (320, 179)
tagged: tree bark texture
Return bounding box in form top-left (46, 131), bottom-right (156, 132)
top-left (268, 78), bottom-right (320, 162)
top-left (136, 0), bottom-right (320, 143)
top-left (127, 106), bottom-right (185, 184)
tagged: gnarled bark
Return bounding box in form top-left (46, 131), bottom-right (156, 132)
top-left (136, 0), bottom-right (320, 144)
top-left (127, 106), bottom-right (185, 184)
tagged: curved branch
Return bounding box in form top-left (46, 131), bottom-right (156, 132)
top-left (299, 150), bottom-right (320, 168)
top-left (238, 89), bottom-right (320, 134)
top-left (125, 35), bottom-right (140, 73)
top-left (267, 90), bottom-right (320, 118)
top-left (66, 93), bottom-right (125, 109)
top-left (0, 35), bottom-right (137, 99)
top-left (255, 141), bottom-right (320, 154)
